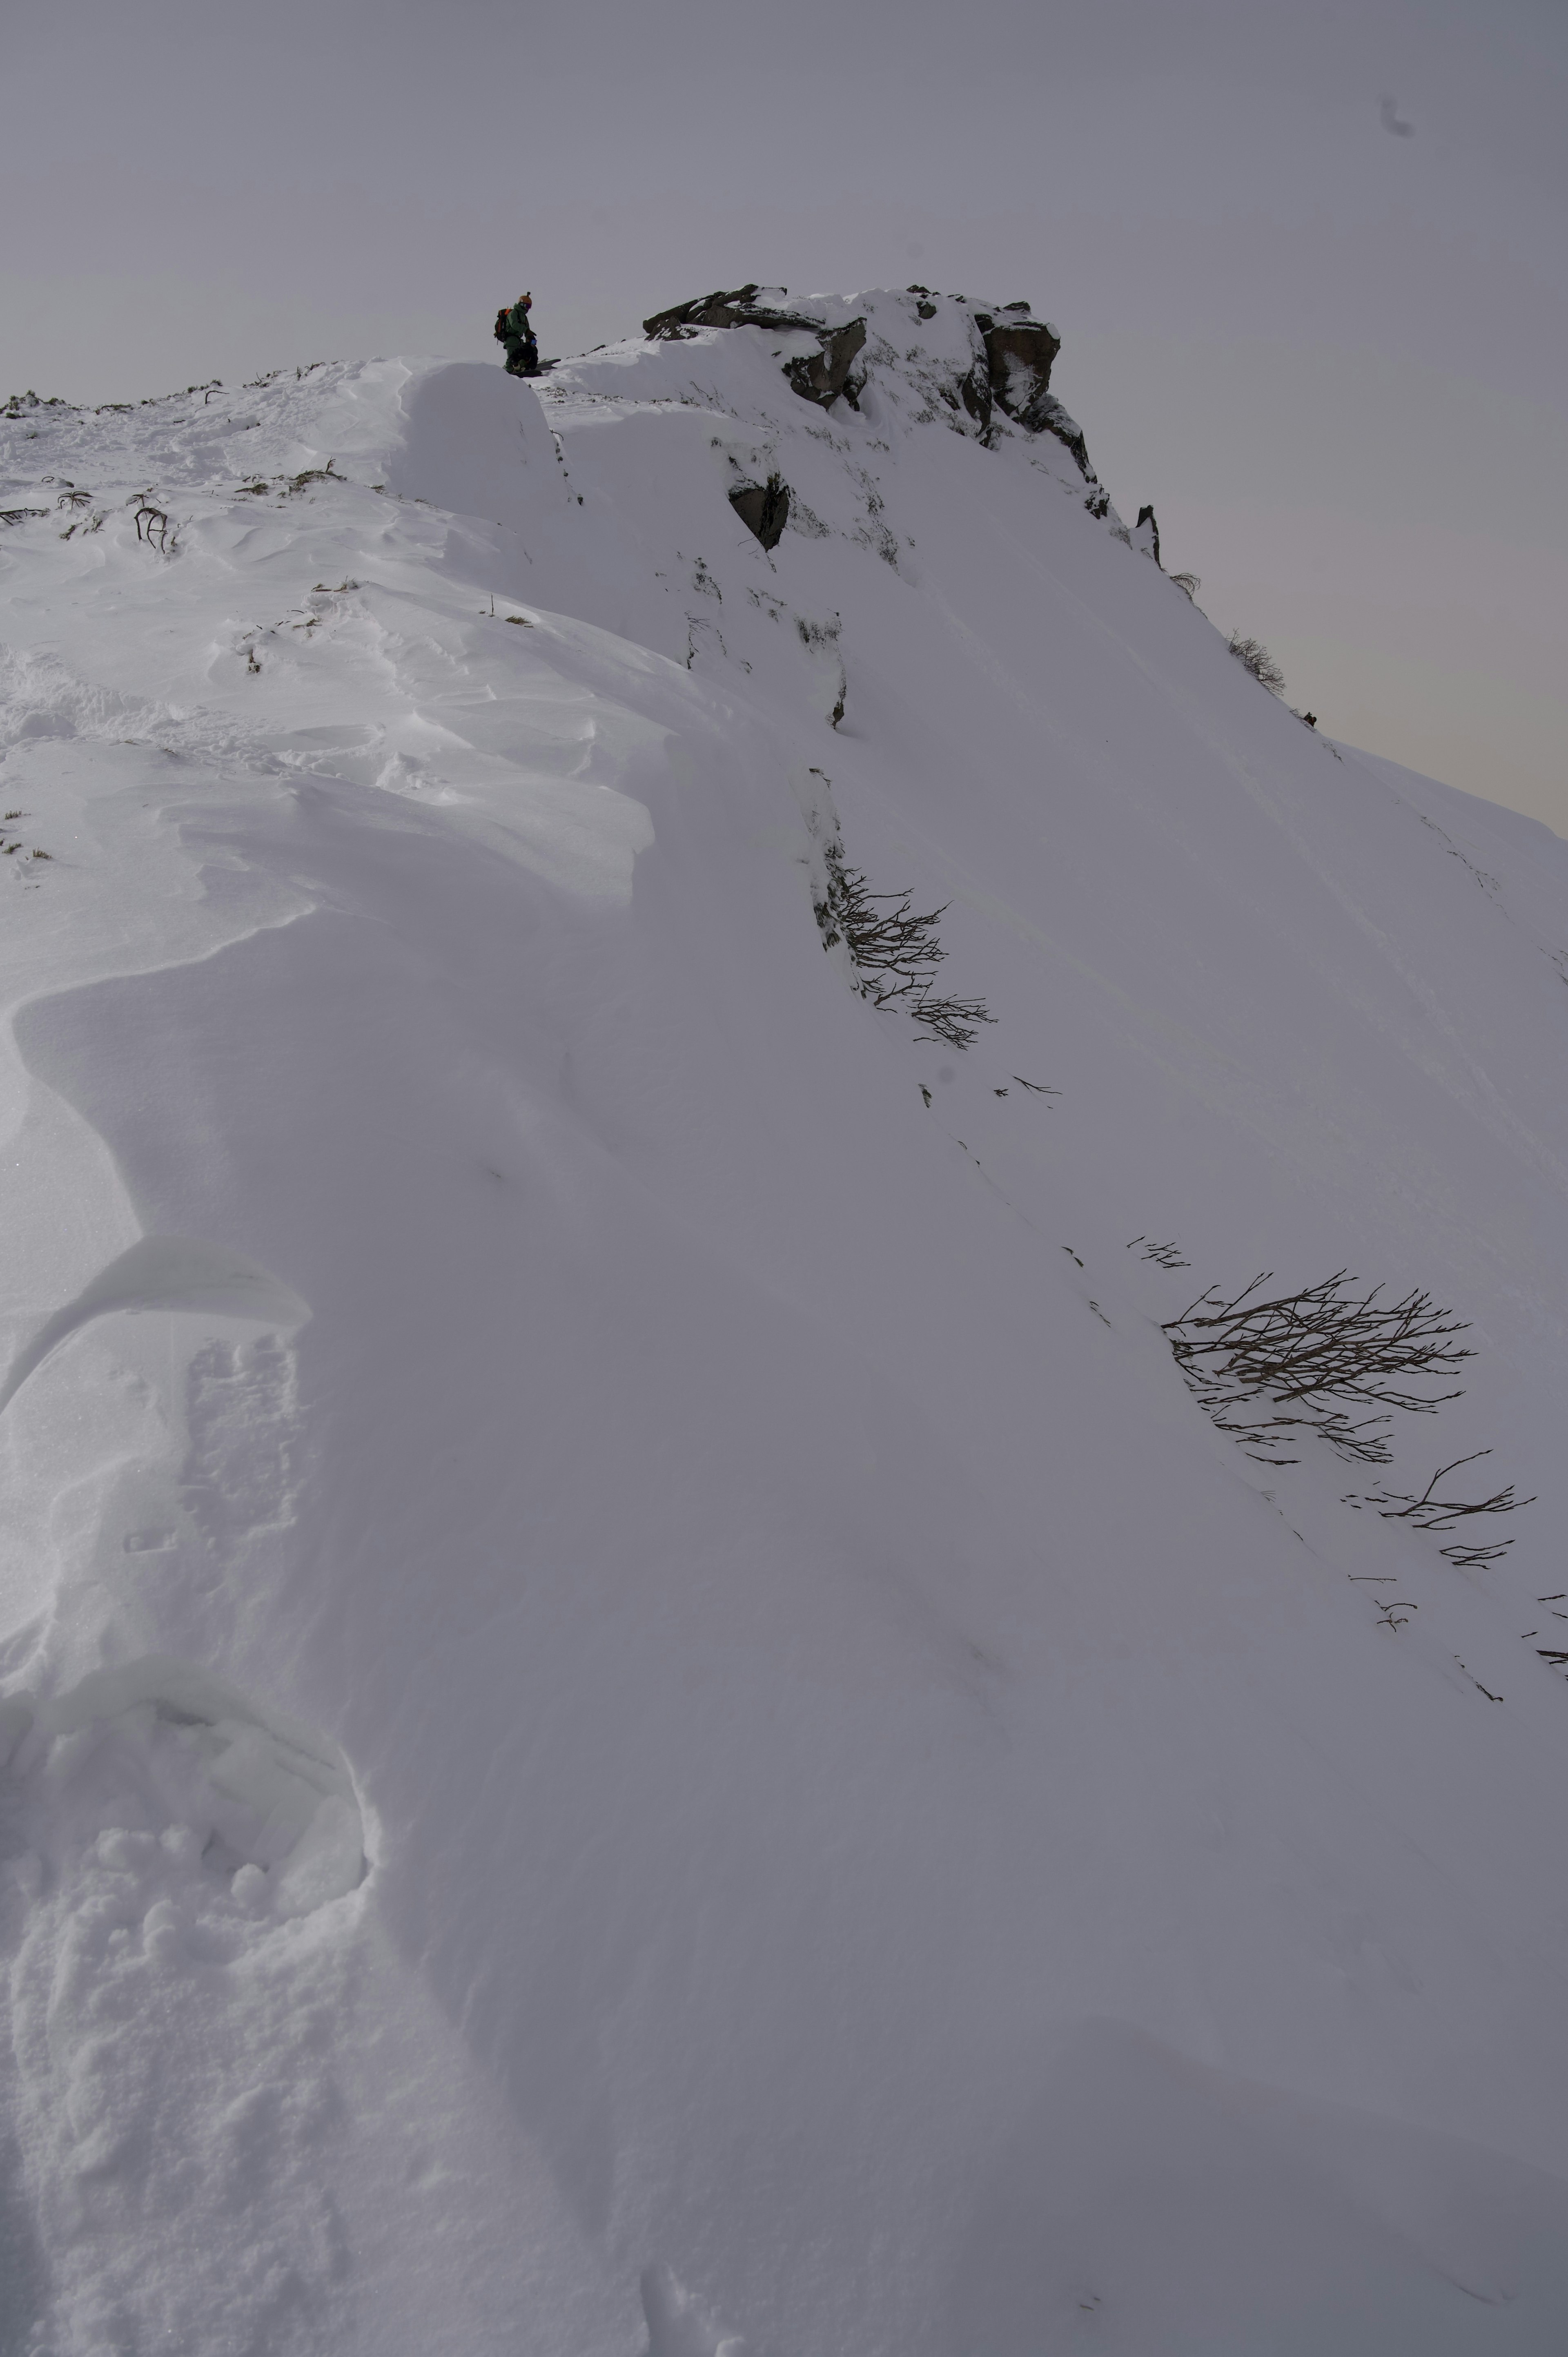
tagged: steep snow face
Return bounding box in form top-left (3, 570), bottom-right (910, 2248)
top-left (2, 296), bottom-right (1568, 2353)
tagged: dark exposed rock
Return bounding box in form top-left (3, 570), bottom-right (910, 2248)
top-left (957, 366), bottom-right (992, 433)
top-left (973, 313), bottom-right (1062, 428)
top-left (643, 287), bottom-right (866, 410)
top-left (643, 284), bottom-right (1104, 500)
top-left (729, 473), bottom-right (791, 551)
top-left (1134, 506), bottom-right (1161, 565)
top-left (784, 319), bottom-right (867, 409)
top-left (1028, 395), bottom-right (1094, 481)
top-left (644, 285), bottom-right (769, 337)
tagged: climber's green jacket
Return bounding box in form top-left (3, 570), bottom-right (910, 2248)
top-left (494, 295), bottom-right (538, 376)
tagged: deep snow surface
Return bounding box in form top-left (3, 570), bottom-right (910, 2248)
top-left (2, 290), bottom-right (1568, 2353)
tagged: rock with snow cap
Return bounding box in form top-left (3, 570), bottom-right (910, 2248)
top-left (643, 283), bottom-right (866, 408)
top-left (728, 471), bottom-right (791, 550)
top-left (973, 306), bottom-right (1063, 428)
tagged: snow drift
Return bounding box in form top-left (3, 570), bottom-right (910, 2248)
top-left (2, 286), bottom-right (1568, 2353)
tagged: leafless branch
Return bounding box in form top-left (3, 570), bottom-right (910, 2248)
top-left (132, 502), bottom-right (177, 553)
top-left (1228, 633), bottom-right (1286, 695)
top-left (1345, 1451), bottom-right (1533, 1539)
top-left (815, 843), bottom-right (994, 1048)
top-left (1164, 1270), bottom-right (1473, 1464)
top-left (1129, 1237), bottom-right (1190, 1269)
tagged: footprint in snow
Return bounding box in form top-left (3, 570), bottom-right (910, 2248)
top-left (0, 1659), bottom-right (365, 2352)
top-left (180, 1331), bottom-right (301, 1541)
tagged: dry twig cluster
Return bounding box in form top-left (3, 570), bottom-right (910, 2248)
top-left (1163, 1269), bottom-right (1473, 1466)
top-left (1344, 1451), bottom-right (1533, 1567)
top-left (1228, 632), bottom-right (1286, 695)
top-left (815, 843), bottom-right (993, 1049)
top-left (1129, 1236), bottom-right (1191, 1270)
top-left (132, 502), bottom-right (177, 554)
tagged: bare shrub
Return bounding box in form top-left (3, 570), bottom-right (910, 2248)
top-left (132, 502), bottom-right (177, 554)
top-left (1170, 572), bottom-right (1200, 601)
top-left (283, 463), bottom-right (341, 495)
top-left (1163, 1270), bottom-right (1473, 1465)
top-left (1344, 1451), bottom-right (1533, 1566)
top-left (910, 988), bottom-right (996, 1051)
top-left (815, 845), bottom-right (993, 1050)
top-left (1228, 632), bottom-right (1286, 695)
top-left (1128, 1236), bottom-right (1190, 1270)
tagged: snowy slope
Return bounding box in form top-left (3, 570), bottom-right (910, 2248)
top-left (2, 289), bottom-right (1568, 2354)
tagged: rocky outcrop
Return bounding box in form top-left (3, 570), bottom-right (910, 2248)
top-left (643, 287), bottom-right (866, 410)
top-left (1134, 506), bottom-right (1161, 564)
top-left (973, 306), bottom-right (1062, 431)
top-left (729, 473), bottom-right (791, 550)
top-left (954, 361), bottom-right (993, 433)
top-left (644, 283), bottom-right (1114, 526)
top-left (644, 285), bottom-right (770, 337)
top-left (1027, 394), bottom-right (1095, 481)
top-left (783, 319), bottom-right (866, 408)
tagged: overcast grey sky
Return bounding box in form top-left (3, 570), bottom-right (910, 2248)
top-left (4, 0), bottom-right (1564, 829)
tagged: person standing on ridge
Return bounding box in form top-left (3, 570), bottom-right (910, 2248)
top-left (494, 293), bottom-right (540, 377)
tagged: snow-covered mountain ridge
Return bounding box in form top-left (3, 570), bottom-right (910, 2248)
top-left (2, 288), bottom-right (1568, 2353)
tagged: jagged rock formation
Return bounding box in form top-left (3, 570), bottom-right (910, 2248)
top-left (641, 282), bottom-right (1114, 517)
top-left (972, 304), bottom-right (1063, 433)
top-left (728, 471), bottom-right (790, 551)
top-left (786, 319), bottom-right (867, 408)
top-left (643, 283), bottom-right (791, 336)
top-left (644, 284), bottom-right (866, 409)
top-left (1135, 505), bottom-right (1162, 564)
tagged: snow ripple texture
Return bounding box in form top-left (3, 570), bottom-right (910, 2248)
top-left (0, 1666), bottom-right (359, 2355)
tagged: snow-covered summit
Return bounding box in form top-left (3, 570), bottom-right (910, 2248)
top-left (2, 295), bottom-right (1568, 2353)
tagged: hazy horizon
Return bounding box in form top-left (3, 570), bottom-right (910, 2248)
top-left (4, 0), bottom-right (1564, 830)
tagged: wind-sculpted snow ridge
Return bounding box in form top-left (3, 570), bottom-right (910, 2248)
top-left (2, 293), bottom-right (1568, 2351)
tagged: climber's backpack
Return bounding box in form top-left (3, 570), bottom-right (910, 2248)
top-left (493, 307), bottom-right (512, 344)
